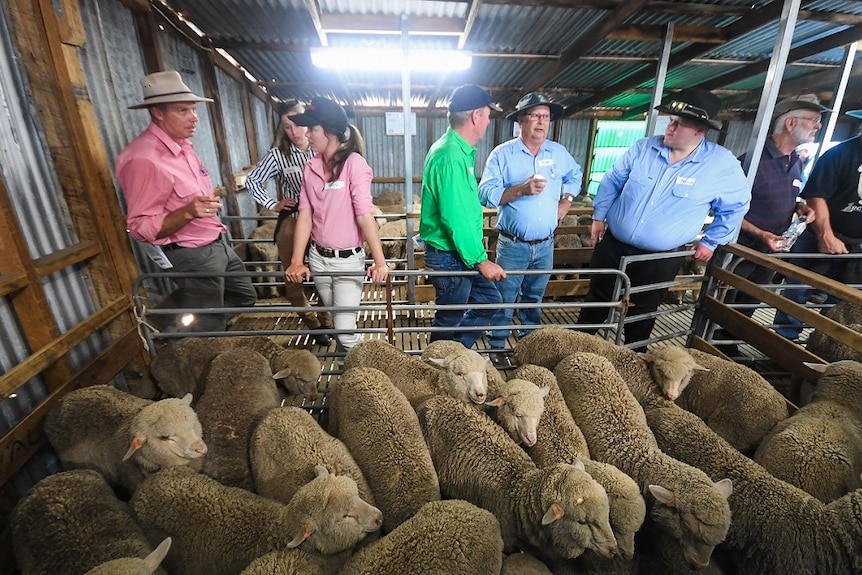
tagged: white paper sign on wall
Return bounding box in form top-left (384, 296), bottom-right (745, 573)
top-left (386, 111), bottom-right (417, 136)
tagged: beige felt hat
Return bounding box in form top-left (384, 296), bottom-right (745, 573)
top-left (773, 94), bottom-right (831, 118)
top-left (128, 70), bottom-right (213, 110)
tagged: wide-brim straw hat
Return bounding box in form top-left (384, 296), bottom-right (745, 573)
top-left (128, 70), bottom-right (213, 110)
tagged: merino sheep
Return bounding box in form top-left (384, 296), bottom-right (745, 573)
top-left (641, 345), bottom-right (709, 401)
top-left (512, 364), bottom-right (645, 565)
top-left (421, 338), bottom-right (506, 396)
top-left (344, 339), bottom-right (489, 406)
top-left (44, 385), bottom-right (206, 494)
top-left (329, 367), bottom-right (440, 532)
top-left (646, 404), bottom-right (862, 575)
top-left (806, 302), bottom-right (862, 363)
top-left (339, 499), bottom-right (504, 574)
top-left (554, 352), bottom-right (733, 570)
top-left (239, 548), bottom-right (348, 575)
top-left (486, 378), bottom-right (550, 447)
top-left (251, 406), bottom-right (375, 505)
top-left (12, 469), bottom-right (171, 575)
top-left (417, 394), bottom-right (617, 563)
top-left (248, 221), bottom-right (281, 299)
top-left (681, 348), bottom-right (789, 453)
top-left (195, 349), bottom-right (282, 489)
top-left (131, 465), bottom-right (382, 575)
top-left (150, 336), bottom-right (321, 400)
top-left (501, 552), bottom-right (553, 575)
top-left (753, 360), bottom-right (862, 502)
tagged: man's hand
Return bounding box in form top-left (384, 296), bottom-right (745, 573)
top-left (590, 220), bottom-right (606, 245)
top-left (190, 195), bottom-right (222, 218)
top-left (521, 174), bottom-right (547, 197)
top-left (819, 232), bottom-right (849, 254)
top-left (797, 203), bottom-right (816, 223)
top-left (476, 260), bottom-right (506, 281)
top-left (693, 242), bottom-right (714, 262)
top-left (760, 231), bottom-right (784, 253)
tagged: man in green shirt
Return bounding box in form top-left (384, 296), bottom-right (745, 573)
top-left (420, 84), bottom-right (506, 348)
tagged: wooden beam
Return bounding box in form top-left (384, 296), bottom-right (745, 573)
top-left (606, 24), bottom-right (725, 43)
top-left (33, 241), bottom-right (101, 279)
top-left (304, 0), bottom-right (327, 46)
top-left (459, 0), bottom-right (483, 50)
top-left (0, 273), bottom-right (28, 298)
top-left (240, 87), bottom-right (260, 165)
top-left (133, 7), bottom-right (163, 73)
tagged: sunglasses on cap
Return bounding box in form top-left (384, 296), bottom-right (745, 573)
top-left (665, 100), bottom-right (711, 122)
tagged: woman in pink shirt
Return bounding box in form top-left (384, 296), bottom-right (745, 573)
top-left (285, 97), bottom-right (388, 353)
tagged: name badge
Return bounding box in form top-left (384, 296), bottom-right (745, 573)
top-left (676, 176), bottom-right (696, 186)
top-left (538, 159), bottom-right (554, 167)
top-left (284, 166), bottom-right (302, 175)
top-left (324, 180), bottom-right (346, 190)
top-left (792, 178), bottom-right (803, 189)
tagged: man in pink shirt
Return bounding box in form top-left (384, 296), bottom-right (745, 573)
top-left (116, 70), bottom-right (256, 332)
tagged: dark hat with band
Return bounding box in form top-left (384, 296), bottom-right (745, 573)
top-left (655, 89), bottom-right (723, 130)
top-left (290, 97), bottom-right (349, 134)
top-left (507, 92), bottom-right (564, 122)
top-left (448, 84), bottom-right (503, 113)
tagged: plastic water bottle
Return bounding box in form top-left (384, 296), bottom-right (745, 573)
top-left (777, 214), bottom-right (807, 252)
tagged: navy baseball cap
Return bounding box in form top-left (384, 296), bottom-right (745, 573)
top-left (448, 84), bottom-right (503, 113)
top-left (290, 97), bottom-right (349, 133)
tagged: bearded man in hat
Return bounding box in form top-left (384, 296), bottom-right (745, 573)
top-left (715, 94), bottom-right (824, 354)
top-left (420, 84), bottom-right (506, 349)
top-left (116, 70), bottom-right (256, 332)
top-left (477, 92), bottom-right (583, 366)
top-left (576, 88), bottom-right (750, 351)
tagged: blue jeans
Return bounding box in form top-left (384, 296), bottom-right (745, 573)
top-left (486, 234), bottom-right (553, 348)
top-left (773, 228), bottom-right (841, 339)
top-left (424, 247), bottom-right (502, 349)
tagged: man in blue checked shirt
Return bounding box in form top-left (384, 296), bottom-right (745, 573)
top-left (479, 92), bottom-right (583, 366)
top-left (576, 88), bottom-right (750, 351)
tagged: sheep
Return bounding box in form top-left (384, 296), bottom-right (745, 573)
top-left (328, 367), bottom-right (440, 532)
top-left (512, 364), bottom-right (645, 565)
top-left (248, 221), bottom-right (281, 299)
top-left (338, 499), bottom-right (504, 574)
top-left (344, 338), bottom-right (489, 406)
top-left (130, 465), bottom-right (382, 575)
top-left (195, 349), bottom-right (282, 489)
top-left (645, 404), bottom-right (862, 575)
top-left (486, 378), bottom-right (550, 447)
top-left (251, 406), bottom-right (375, 505)
top-left (806, 301), bottom-right (862, 363)
top-left (753, 360), bottom-right (862, 502)
top-left (44, 385), bottom-right (207, 494)
top-left (239, 548), bottom-right (348, 575)
top-left (553, 352), bottom-right (733, 570)
top-left (11, 469), bottom-right (171, 575)
top-left (416, 393), bottom-right (617, 563)
top-left (501, 552), bottom-right (553, 575)
top-left (674, 348), bottom-right (790, 453)
top-left (150, 335), bottom-right (321, 400)
top-left (640, 345), bottom-right (709, 401)
top-left (421, 338), bottom-right (506, 396)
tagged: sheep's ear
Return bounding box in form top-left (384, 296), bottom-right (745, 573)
top-left (539, 385), bottom-right (551, 398)
top-left (143, 537), bottom-right (172, 571)
top-left (648, 484), bottom-right (677, 507)
top-left (181, 393), bottom-right (193, 406)
top-left (541, 503), bottom-right (565, 525)
top-left (484, 396), bottom-right (505, 408)
top-left (803, 362), bottom-right (828, 373)
top-left (713, 478), bottom-right (733, 498)
top-left (272, 367), bottom-right (292, 380)
top-left (122, 436), bottom-right (146, 461)
top-left (313, 464), bottom-right (329, 478)
top-left (639, 353), bottom-right (655, 364)
top-left (427, 357), bottom-right (447, 368)
top-left (286, 522), bottom-right (315, 549)
top-left (572, 458), bottom-right (586, 472)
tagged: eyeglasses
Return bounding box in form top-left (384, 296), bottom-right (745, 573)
top-left (791, 115), bottom-right (822, 125)
top-left (523, 112), bottom-right (551, 121)
top-left (666, 100), bottom-right (711, 122)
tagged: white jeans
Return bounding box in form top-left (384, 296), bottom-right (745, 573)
top-left (308, 247), bottom-right (366, 351)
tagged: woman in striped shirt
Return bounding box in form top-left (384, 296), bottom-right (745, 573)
top-left (246, 100), bottom-right (332, 345)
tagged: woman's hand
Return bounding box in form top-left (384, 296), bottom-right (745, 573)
top-left (367, 263), bottom-right (390, 284)
top-left (285, 263), bottom-right (311, 283)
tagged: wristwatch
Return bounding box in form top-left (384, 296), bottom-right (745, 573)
top-left (561, 193), bottom-right (575, 203)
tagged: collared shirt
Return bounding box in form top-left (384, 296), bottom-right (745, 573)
top-left (245, 143), bottom-right (314, 210)
top-left (593, 135), bottom-right (750, 252)
top-left (298, 152), bottom-right (374, 249)
top-left (419, 127), bottom-right (487, 267)
top-left (116, 123), bottom-right (225, 247)
top-left (478, 137), bottom-right (583, 241)
top-left (801, 136), bottom-right (862, 238)
top-left (739, 138), bottom-right (803, 237)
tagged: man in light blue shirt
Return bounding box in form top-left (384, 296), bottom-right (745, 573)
top-left (577, 88), bottom-right (750, 351)
top-left (479, 92), bottom-right (583, 365)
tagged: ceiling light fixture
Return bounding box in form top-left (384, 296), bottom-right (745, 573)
top-left (310, 47), bottom-right (472, 71)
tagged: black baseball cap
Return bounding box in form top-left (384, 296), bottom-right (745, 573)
top-left (290, 97), bottom-right (349, 133)
top-left (448, 84), bottom-right (503, 113)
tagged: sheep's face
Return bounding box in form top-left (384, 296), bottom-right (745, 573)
top-left (289, 472), bottom-right (383, 555)
top-left (488, 379), bottom-right (549, 446)
top-left (648, 481), bottom-right (731, 569)
top-left (129, 396), bottom-right (207, 466)
top-left (438, 351), bottom-right (488, 404)
top-left (641, 349), bottom-right (708, 401)
top-left (538, 465), bottom-right (617, 560)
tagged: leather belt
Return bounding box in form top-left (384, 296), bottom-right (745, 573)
top-left (162, 237), bottom-right (221, 251)
top-left (312, 242), bottom-right (362, 258)
top-left (497, 229), bottom-right (551, 245)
